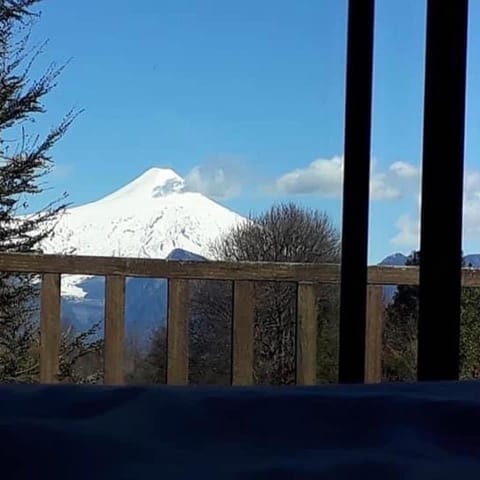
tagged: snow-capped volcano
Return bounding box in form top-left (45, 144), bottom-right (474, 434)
top-left (40, 167), bottom-right (245, 296)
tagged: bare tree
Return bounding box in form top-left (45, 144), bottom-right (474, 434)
top-left (187, 203), bottom-right (341, 385)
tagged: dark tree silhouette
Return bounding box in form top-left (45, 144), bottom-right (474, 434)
top-left (0, 0), bottom-right (101, 383)
top-left (384, 250), bottom-right (480, 381)
top-left (128, 203), bottom-right (341, 386)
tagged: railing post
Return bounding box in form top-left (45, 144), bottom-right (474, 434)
top-left (365, 286), bottom-right (384, 383)
top-left (167, 279), bottom-right (190, 385)
top-left (296, 283), bottom-right (318, 385)
top-left (232, 281), bottom-right (255, 386)
top-left (104, 275), bottom-right (126, 385)
top-left (40, 273), bottom-right (61, 383)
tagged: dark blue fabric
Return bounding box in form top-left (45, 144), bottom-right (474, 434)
top-left (1, 381), bottom-right (480, 479)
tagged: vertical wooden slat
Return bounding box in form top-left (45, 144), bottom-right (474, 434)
top-left (418, 0), bottom-right (468, 381)
top-left (104, 275), bottom-right (126, 385)
top-left (296, 283), bottom-right (318, 385)
top-left (365, 286), bottom-right (384, 383)
top-left (232, 280), bottom-right (255, 386)
top-left (40, 273), bottom-right (61, 383)
top-left (338, 0), bottom-right (375, 383)
top-left (167, 279), bottom-right (189, 385)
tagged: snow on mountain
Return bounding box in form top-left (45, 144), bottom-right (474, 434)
top-left (40, 168), bottom-right (245, 297)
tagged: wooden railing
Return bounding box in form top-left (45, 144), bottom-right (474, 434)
top-left (0, 1), bottom-right (466, 387)
top-left (3, 252), bottom-right (480, 386)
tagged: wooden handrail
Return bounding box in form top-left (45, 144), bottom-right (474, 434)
top-left (2, 252), bottom-right (480, 286)
top-left (2, 252), bottom-right (478, 385)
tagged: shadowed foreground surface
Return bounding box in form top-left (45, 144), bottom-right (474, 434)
top-left (1, 382), bottom-right (480, 479)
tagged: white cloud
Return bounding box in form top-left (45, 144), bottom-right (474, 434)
top-left (274, 156), bottom-right (344, 197)
top-left (390, 171), bottom-right (480, 247)
top-left (389, 161), bottom-right (419, 179)
top-left (184, 159), bottom-right (245, 199)
top-left (370, 173), bottom-right (402, 200)
top-left (465, 171), bottom-right (480, 193)
top-left (463, 171), bottom-right (480, 237)
top-left (272, 156), bottom-right (406, 201)
top-left (391, 214), bottom-right (420, 248)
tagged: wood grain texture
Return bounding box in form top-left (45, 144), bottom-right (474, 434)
top-left (0, 252), bottom-right (446, 285)
top-left (365, 286), bottom-right (384, 384)
top-left (40, 273), bottom-right (61, 383)
top-left (104, 275), bottom-right (126, 385)
top-left (167, 279), bottom-right (189, 385)
top-left (232, 281), bottom-right (255, 385)
top-left (296, 283), bottom-right (318, 385)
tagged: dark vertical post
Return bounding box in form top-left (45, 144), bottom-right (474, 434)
top-left (338, 0), bottom-right (375, 383)
top-left (418, 0), bottom-right (468, 381)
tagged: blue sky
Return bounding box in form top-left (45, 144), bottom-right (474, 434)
top-left (25, 0), bottom-right (480, 263)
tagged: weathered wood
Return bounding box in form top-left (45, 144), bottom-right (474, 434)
top-left (365, 286), bottom-right (384, 383)
top-left (167, 279), bottom-right (189, 385)
top-left (368, 266), bottom-right (419, 286)
top-left (296, 283), bottom-right (318, 385)
top-left (40, 273), bottom-right (61, 383)
top-left (4, 252), bottom-right (480, 287)
top-left (0, 252), bottom-right (341, 282)
top-left (232, 281), bottom-right (255, 386)
top-left (104, 275), bottom-right (126, 385)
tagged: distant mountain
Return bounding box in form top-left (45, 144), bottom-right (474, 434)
top-left (44, 167), bottom-right (237, 334)
top-left (166, 248), bottom-right (206, 262)
top-left (378, 252), bottom-right (480, 304)
top-left (379, 252), bottom-right (480, 268)
top-left (39, 167), bottom-right (244, 297)
top-left (62, 248), bottom-right (207, 337)
top-left (378, 253), bottom-right (408, 266)
top-left (464, 254), bottom-right (480, 268)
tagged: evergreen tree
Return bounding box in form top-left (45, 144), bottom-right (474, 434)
top-left (384, 250), bottom-right (480, 381)
top-left (383, 252), bottom-right (419, 381)
top-left (0, 1), bottom-right (100, 383)
top-left (459, 286), bottom-right (480, 379)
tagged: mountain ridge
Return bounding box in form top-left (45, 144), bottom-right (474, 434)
top-left (62, 248), bottom-right (207, 336)
top-left (379, 252), bottom-right (480, 268)
top-left (379, 252), bottom-right (480, 304)
top-left (40, 167), bottom-right (244, 297)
